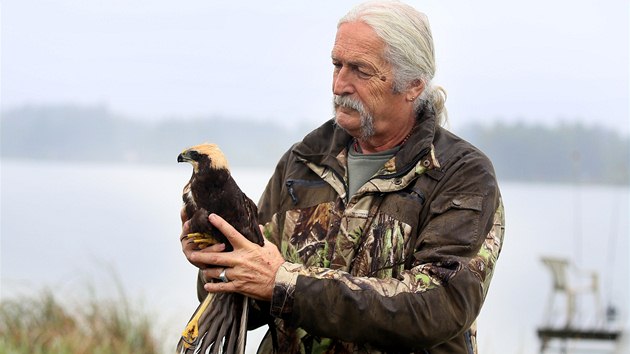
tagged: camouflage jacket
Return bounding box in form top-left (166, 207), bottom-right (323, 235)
top-left (249, 107), bottom-right (504, 353)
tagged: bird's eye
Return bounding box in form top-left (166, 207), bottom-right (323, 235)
top-left (190, 151), bottom-right (200, 160)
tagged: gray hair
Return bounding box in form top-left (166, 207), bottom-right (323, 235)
top-left (339, 0), bottom-right (448, 126)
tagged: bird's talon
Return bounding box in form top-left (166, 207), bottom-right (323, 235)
top-left (185, 233), bottom-right (219, 249)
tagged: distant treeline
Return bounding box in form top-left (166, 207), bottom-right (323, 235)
top-left (2, 104), bottom-right (628, 185)
top-left (458, 122), bottom-right (629, 185)
top-left (1, 104), bottom-right (308, 168)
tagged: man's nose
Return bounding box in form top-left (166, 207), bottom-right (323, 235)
top-left (332, 67), bottom-right (355, 96)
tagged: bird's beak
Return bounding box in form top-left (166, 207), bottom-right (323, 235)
top-left (177, 150), bottom-right (190, 163)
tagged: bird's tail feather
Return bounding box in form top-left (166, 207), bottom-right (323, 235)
top-left (176, 293), bottom-right (248, 354)
top-left (206, 296), bottom-right (235, 354)
top-left (237, 296), bottom-right (249, 353)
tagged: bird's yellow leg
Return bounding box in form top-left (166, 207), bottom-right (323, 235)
top-left (180, 294), bottom-right (213, 348)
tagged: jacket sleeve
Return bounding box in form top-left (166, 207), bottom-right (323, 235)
top-left (267, 154), bottom-right (505, 350)
top-left (244, 147), bottom-right (294, 330)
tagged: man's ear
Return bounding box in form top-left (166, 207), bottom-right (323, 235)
top-left (406, 79), bottom-right (425, 101)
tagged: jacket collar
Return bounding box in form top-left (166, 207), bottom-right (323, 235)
top-left (293, 103), bottom-right (438, 176)
top-left (394, 102), bottom-right (438, 172)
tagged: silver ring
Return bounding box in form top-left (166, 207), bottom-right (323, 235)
top-left (218, 268), bottom-right (229, 283)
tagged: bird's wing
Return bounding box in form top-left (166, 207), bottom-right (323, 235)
top-left (242, 193), bottom-right (264, 246)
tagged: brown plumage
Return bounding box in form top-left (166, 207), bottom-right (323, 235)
top-left (177, 143), bottom-right (264, 354)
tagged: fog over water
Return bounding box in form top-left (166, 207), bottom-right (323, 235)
top-left (1, 160), bottom-right (628, 353)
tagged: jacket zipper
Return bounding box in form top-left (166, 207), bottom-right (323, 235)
top-left (285, 179), bottom-right (327, 205)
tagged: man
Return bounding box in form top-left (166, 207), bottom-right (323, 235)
top-left (181, 1), bottom-right (505, 353)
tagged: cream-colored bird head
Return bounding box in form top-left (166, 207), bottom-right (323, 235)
top-left (177, 143), bottom-right (229, 173)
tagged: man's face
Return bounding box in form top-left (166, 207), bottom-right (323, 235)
top-left (331, 21), bottom-right (409, 140)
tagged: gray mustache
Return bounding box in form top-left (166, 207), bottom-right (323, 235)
top-left (333, 95), bottom-right (366, 114)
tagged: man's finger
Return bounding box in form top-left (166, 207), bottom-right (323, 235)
top-left (204, 281), bottom-right (237, 294)
top-left (208, 213), bottom-right (251, 248)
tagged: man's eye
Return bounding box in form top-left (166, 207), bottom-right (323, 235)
top-left (356, 69), bottom-right (373, 80)
top-left (332, 61), bottom-right (375, 80)
top-left (349, 64), bottom-right (375, 80)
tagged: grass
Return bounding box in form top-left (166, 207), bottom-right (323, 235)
top-left (0, 289), bottom-right (162, 354)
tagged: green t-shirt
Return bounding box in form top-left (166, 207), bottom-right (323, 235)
top-left (347, 142), bottom-right (399, 198)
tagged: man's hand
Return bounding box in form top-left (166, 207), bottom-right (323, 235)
top-left (180, 208), bottom-right (227, 269)
top-left (185, 213), bottom-right (285, 301)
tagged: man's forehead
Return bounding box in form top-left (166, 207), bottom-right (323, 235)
top-left (332, 22), bottom-right (385, 63)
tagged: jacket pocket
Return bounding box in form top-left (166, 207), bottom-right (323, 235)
top-left (429, 193), bottom-right (483, 215)
top-left (285, 179), bottom-right (329, 206)
top-left (420, 193), bottom-right (485, 257)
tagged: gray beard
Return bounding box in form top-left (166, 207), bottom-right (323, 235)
top-left (332, 95), bottom-right (375, 140)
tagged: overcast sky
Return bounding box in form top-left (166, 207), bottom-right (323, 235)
top-left (2, 0), bottom-right (628, 134)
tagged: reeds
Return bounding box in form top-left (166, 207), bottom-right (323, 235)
top-left (0, 289), bottom-right (161, 354)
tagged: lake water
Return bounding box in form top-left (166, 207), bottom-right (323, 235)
top-left (1, 160), bottom-right (628, 353)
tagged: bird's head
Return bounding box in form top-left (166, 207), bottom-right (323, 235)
top-left (177, 143), bottom-right (229, 174)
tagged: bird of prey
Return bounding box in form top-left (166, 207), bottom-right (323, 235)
top-left (177, 143), bottom-right (264, 354)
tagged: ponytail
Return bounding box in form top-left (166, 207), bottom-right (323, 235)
top-left (415, 83), bottom-right (448, 127)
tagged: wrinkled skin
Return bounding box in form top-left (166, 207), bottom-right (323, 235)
top-left (332, 21), bottom-right (424, 153)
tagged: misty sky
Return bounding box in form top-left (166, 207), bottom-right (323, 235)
top-left (2, 0), bottom-right (628, 134)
